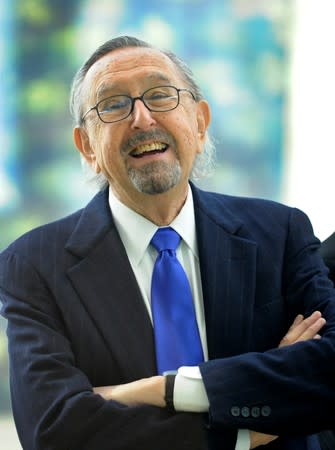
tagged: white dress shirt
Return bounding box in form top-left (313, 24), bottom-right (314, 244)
top-left (108, 185), bottom-right (250, 450)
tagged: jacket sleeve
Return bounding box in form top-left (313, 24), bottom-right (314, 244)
top-left (200, 207), bottom-right (335, 436)
top-left (320, 232), bottom-right (335, 283)
top-left (0, 250), bottom-right (213, 450)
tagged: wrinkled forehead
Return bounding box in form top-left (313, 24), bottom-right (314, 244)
top-left (82, 47), bottom-right (183, 103)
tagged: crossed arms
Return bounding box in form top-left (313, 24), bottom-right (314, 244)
top-left (2, 203), bottom-right (335, 450)
top-left (93, 311), bottom-right (326, 448)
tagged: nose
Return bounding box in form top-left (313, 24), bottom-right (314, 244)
top-left (130, 98), bottom-right (157, 130)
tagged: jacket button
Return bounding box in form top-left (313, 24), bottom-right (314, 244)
top-left (231, 406), bottom-right (240, 417)
top-left (241, 406), bottom-right (250, 418)
top-left (251, 406), bottom-right (260, 418)
top-left (261, 405), bottom-right (271, 417)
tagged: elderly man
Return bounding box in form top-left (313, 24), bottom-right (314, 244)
top-left (0, 36), bottom-right (334, 450)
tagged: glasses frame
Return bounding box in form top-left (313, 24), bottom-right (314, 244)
top-left (81, 85), bottom-right (196, 124)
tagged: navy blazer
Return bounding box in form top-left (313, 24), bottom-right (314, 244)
top-left (1, 185), bottom-right (335, 450)
top-left (320, 232), bottom-right (335, 284)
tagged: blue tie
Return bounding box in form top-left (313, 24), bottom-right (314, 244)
top-left (150, 227), bottom-right (204, 374)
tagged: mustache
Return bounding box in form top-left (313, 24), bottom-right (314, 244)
top-left (121, 129), bottom-right (176, 154)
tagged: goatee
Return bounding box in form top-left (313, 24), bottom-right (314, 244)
top-left (128, 160), bottom-right (181, 195)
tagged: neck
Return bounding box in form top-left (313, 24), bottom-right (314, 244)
top-left (111, 183), bottom-right (189, 226)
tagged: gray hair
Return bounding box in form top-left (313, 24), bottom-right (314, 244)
top-left (70, 35), bottom-right (214, 189)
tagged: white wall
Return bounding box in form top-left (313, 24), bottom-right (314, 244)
top-left (283, 0), bottom-right (335, 241)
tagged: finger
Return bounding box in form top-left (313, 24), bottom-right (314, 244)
top-left (279, 311), bottom-right (324, 347)
top-left (284, 314), bottom-right (304, 335)
top-left (291, 314), bottom-right (304, 328)
top-left (280, 316), bottom-right (326, 347)
top-left (280, 314), bottom-right (303, 344)
top-left (250, 431), bottom-right (278, 449)
top-left (294, 318), bottom-right (326, 342)
top-left (287, 311), bottom-right (322, 338)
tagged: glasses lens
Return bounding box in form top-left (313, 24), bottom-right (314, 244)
top-left (143, 86), bottom-right (178, 111)
top-left (97, 95), bottom-right (131, 122)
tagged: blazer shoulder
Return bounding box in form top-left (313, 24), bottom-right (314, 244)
top-left (194, 186), bottom-right (294, 218)
top-left (192, 185), bottom-right (314, 243)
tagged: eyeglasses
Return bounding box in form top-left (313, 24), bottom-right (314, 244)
top-left (81, 85), bottom-right (195, 124)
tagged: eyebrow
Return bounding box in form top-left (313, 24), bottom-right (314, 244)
top-left (95, 72), bottom-right (173, 100)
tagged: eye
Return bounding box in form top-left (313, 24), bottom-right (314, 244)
top-left (145, 87), bottom-right (178, 105)
top-left (98, 96), bottom-right (130, 114)
top-left (148, 89), bottom-right (171, 100)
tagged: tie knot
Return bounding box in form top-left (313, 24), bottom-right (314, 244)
top-left (151, 227), bottom-right (181, 252)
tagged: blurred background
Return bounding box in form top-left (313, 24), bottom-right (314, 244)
top-left (0, 0), bottom-right (334, 447)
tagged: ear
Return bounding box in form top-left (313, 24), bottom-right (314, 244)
top-left (196, 100), bottom-right (211, 152)
top-left (73, 127), bottom-right (101, 173)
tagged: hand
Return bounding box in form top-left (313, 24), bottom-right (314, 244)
top-left (94, 375), bottom-right (166, 407)
top-left (250, 311), bottom-right (326, 448)
top-left (279, 310), bottom-right (325, 348)
top-left (250, 430), bottom-right (277, 448)
top-left (93, 312), bottom-right (326, 447)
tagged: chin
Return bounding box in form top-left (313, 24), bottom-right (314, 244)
top-left (129, 161), bottom-right (181, 195)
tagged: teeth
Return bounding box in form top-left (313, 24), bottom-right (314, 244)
top-left (131, 142), bottom-right (167, 156)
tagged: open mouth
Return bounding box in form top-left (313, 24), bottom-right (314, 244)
top-left (130, 142), bottom-right (168, 158)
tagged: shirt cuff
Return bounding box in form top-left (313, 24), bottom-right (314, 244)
top-left (173, 366), bottom-right (209, 412)
top-left (235, 429), bottom-right (250, 450)
top-left (173, 366), bottom-right (250, 450)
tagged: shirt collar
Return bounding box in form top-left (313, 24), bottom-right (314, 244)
top-left (108, 185), bottom-right (199, 266)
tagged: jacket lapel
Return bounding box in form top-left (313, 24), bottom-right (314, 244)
top-left (65, 189), bottom-right (156, 380)
top-left (64, 185), bottom-right (258, 374)
top-left (192, 185), bottom-right (257, 359)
